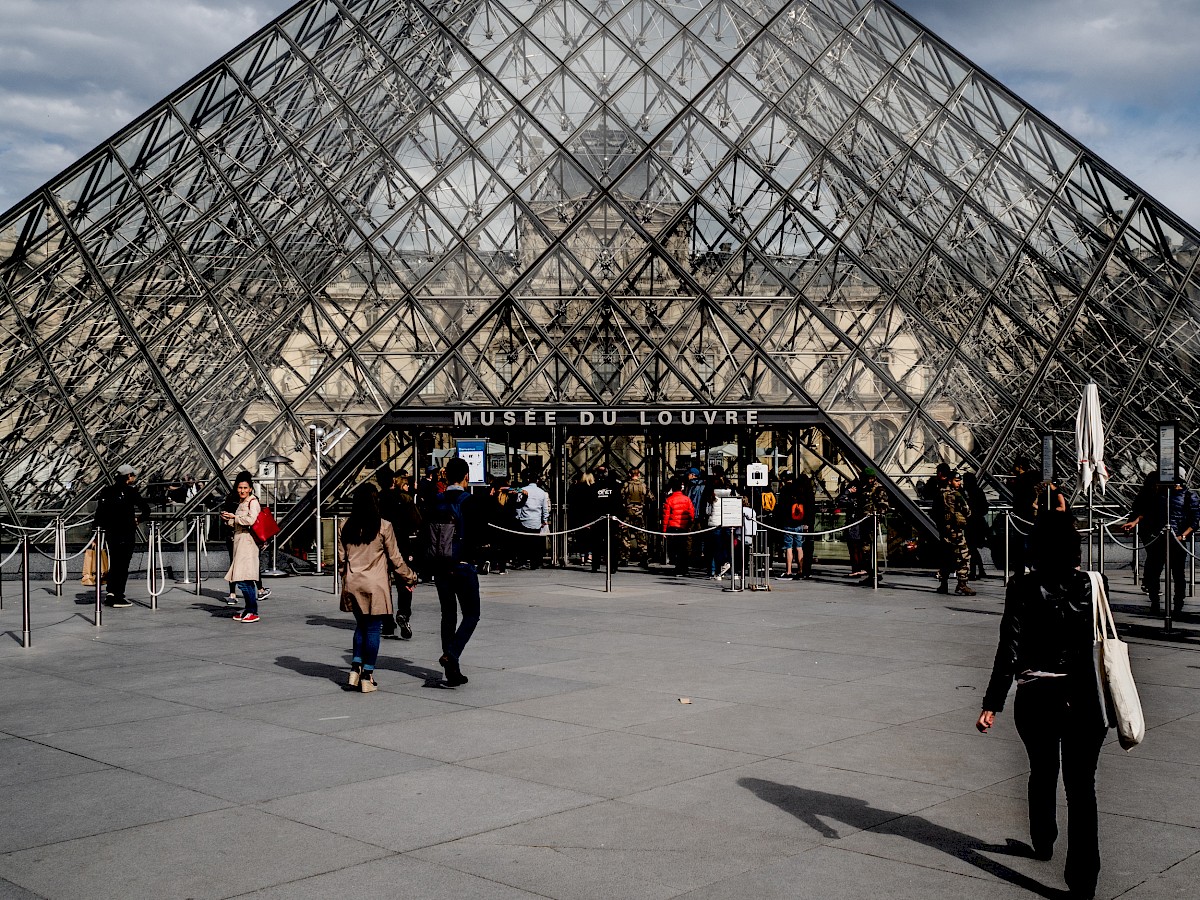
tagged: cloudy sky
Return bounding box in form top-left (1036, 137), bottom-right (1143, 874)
top-left (1, 0), bottom-right (1198, 228)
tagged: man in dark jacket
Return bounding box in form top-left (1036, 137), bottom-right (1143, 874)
top-left (431, 457), bottom-right (484, 686)
top-left (94, 464), bottom-right (151, 607)
top-left (1122, 473), bottom-right (1198, 615)
top-left (590, 464), bottom-right (623, 573)
top-left (378, 468), bottom-right (421, 638)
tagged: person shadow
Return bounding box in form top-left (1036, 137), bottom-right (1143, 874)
top-left (305, 614), bottom-right (354, 630)
top-left (738, 778), bottom-right (1066, 898)
top-left (275, 654), bottom-right (445, 689)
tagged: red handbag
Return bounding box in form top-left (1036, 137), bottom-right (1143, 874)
top-left (251, 505), bottom-right (281, 546)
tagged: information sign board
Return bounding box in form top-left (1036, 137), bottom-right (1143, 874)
top-left (456, 439), bottom-right (487, 485)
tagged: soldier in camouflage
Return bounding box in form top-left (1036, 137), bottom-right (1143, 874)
top-left (859, 469), bottom-right (890, 585)
top-left (937, 471), bottom-right (976, 596)
top-left (621, 467), bottom-right (652, 568)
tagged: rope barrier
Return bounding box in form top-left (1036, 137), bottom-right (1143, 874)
top-left (612, 519), bottom-right (720, 537)
top-left (1101, 524), bottom-right (1138, 550)
top-left (0, 521), bottom-right (56, 538)
top-left (756, 516), bottom-right (872, 539)
top-left (487, 516), bottom-right (609, 538)
top-left (157, 522), bottom-right (197, 546)
top-left (0, 541), bottom-right (22, 568)
top-left (1170, 534), bottom-right (1200, 562)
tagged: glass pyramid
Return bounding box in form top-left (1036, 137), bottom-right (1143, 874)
top-left (2, 0), bottom-right (1198, 522)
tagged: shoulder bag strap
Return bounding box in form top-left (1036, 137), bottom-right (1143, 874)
top-left (1088, 570), bottom-right (1117, 641)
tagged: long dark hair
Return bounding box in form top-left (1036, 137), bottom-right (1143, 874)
top-left (342, 483), bottom-right (382, 547)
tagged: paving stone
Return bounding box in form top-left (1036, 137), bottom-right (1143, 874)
top-left (0, 768), bottom-right (230, 854)
top-left (0, 807), bottom-right (386, 900)
top-left (628, 703), bottom-right (888, 756)
top-left (413, 799), bottom-right (803, 897)
top-left (464, 729), bottom-right (761, 797)
top-left (35, 710), bottom-right (306, 765)
top-left (235, 854), bottom-right (542, 898)
top-left (622, 757), bottom-right (967, 842)
top-left (788, 721), bottom-right (1031, 791)
top-left (127, 731), bottom-right (438, 802)
top-left (491, 684), bottom-right (733, 730)
top-left (258, 765), bottom-right (602, 852)
top-left (339, 706), bottom-right (602, 762)
top-left (0, 735), bottom-right (111, 786)
top-left (672, 843), bottom-right (1038, 899)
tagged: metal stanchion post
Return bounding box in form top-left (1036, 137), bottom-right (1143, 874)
top-left (763, 524), bottom-right (771, 589)
top-left (1190, 533), bottom-right (1195, 599)
top-left (1133, 524), bottom-right (1139, 585)
top-left (724, 525), bottom-right (741, 592)
top-left (605, 516), bottom-right (612, 593)
top-left (194, 515), bottom-right (203, 597)
top-left (149, 524), bottom-right (159, 611)
top-left (871, 514), bottom-right (879, 591)
top-left (1165, 492), bottom-right (1173, 634)
top-left (1004, 512), bottom-right (1010, 587)
top-left (21, 536), bottom-right (32, 648)
top-left (332, 514), bottom-right (341, 596)
top-left (54, 517), bottom-right (64, 598)
top-left (94, 529), bottom-right (104, 627)
top-left (1098, 522), bottom-right (1106, 576)
top-left (178, 515), bottom-right (193, 584)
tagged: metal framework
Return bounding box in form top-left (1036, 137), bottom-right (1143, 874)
top-left (2, 0), bottom-right (1199, 523)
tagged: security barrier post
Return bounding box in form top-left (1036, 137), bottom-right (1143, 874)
top-left (54, 517), bottom-right (65, 598)
top-left (194, 515), bottom-right (203, 597)
top-left (149, 524), bottom-right (159, 611)
top-left (605, 516), bottom-right (612, 593)
top-left (21, 536), bottom-right (32, 648)
top-left (178, 517), bottom-right (193, 585)
top-left (1004, 512), bottom-right (1010, 587)
top-left (332, 515), bottom-right (341, 596)
top-left (871, 514), bottom-right (879, 591)
top-left (1133, 525), bottom-right (1139, 585)
top-left (94, 529), bottom-right (104, 627)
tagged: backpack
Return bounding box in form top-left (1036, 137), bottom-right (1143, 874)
top-left (761, 491), bottom-right (776, 513)
top-left (423, 490), bottom-right (467, 567)
top-left (790, 502), bottom-right (805, 523)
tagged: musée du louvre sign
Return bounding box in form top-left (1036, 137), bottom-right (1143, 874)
top-left (384, 407), bottom-right (822, 428)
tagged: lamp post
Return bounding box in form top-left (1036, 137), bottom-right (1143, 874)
top-left (260, 453), bottom-right (292, 577)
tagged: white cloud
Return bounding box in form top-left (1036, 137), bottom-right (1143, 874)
top-left (0, 0), bottom-right (1198, 229)
top-left (0, 0), bottom-right (284, 209)
top-left (892, 0), bottom-right (1200, 228)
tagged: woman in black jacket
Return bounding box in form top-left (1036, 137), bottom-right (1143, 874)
top-left (977, 516), bottom-right (1108, 900)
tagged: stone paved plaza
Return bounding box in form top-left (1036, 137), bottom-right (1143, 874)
top-left (0, 563), bottom-right (1197, 899)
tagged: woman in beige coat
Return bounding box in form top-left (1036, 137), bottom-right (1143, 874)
top-left (222, 471), bottom-right (262, 623)
top-left (340, 483), bottom-right (417, 692)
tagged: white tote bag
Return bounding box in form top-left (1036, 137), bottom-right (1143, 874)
top-left (1089, 571), bottom-right (1145, 750)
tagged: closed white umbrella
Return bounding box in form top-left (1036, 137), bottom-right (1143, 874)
top-left (1076, 382), bottom-right (1108, 495)
top-left (1077, 382), bottom-right (1108, 570)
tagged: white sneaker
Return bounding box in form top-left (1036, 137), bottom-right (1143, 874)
top-left (717, 563), bottom-right (731, 578)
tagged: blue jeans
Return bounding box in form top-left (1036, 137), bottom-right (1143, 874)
top-left (351, 608), bottom-right (384, 672)
top-left (435, 562), bottom-right (480, 661)
top-left (236, 581), bottom-right (258, 614)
